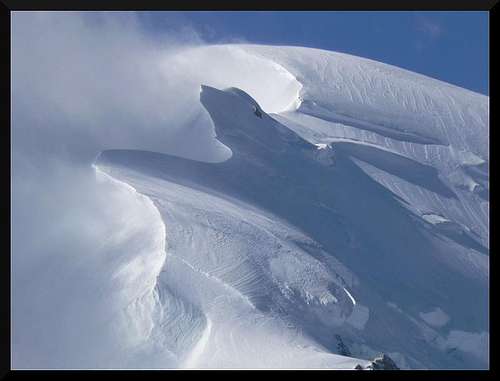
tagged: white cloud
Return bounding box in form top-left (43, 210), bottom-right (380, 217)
top-left (415, 14), bottom-right (444, 40)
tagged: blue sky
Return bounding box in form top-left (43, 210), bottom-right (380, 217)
top-left (137, 11), bottom-right (489, 95)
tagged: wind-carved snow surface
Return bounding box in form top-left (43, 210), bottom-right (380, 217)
top-left (13, 43), bottom-right (488, 369)
top-left (96, 43), bottom-right (488, 368)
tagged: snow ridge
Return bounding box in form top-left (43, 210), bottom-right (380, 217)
top-left (96, 60), bottom-right (488, 368)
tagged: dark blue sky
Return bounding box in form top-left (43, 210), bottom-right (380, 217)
top-left (137, 11), bottom-right (489, 95)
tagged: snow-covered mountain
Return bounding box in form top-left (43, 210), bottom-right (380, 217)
top-left (13, 43), bottom-right (489, 369)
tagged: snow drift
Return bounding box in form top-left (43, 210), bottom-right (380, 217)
top-left (12, 18), bottom-right (488, 370)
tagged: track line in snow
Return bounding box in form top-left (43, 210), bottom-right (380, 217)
top-left (182, 316), bottom-right (212, 369)
top-left (343, 287), bottom-right (357, 306)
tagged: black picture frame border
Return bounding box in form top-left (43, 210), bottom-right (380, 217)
top-left (1, 0), bottom-right (496, 379)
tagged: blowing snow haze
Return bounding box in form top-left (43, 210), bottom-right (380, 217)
top-left (11, 12), bottom-right (489, 370)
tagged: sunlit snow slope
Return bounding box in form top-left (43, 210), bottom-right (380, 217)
top-left (94, 45), bottom-right (488, 369)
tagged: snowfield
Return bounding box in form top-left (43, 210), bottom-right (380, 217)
top-left (13, 43), bottom-right (488, 369)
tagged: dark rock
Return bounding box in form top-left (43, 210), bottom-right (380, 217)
top-left (253, 105), bottom-right (263, 118)
top-left (366, 353), bottom-right (400, 370)
top-left (335, 334), bottom-right (352, 356)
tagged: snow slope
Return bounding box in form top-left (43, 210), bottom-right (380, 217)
top-left (13, 43), bottom-right (488, 369)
